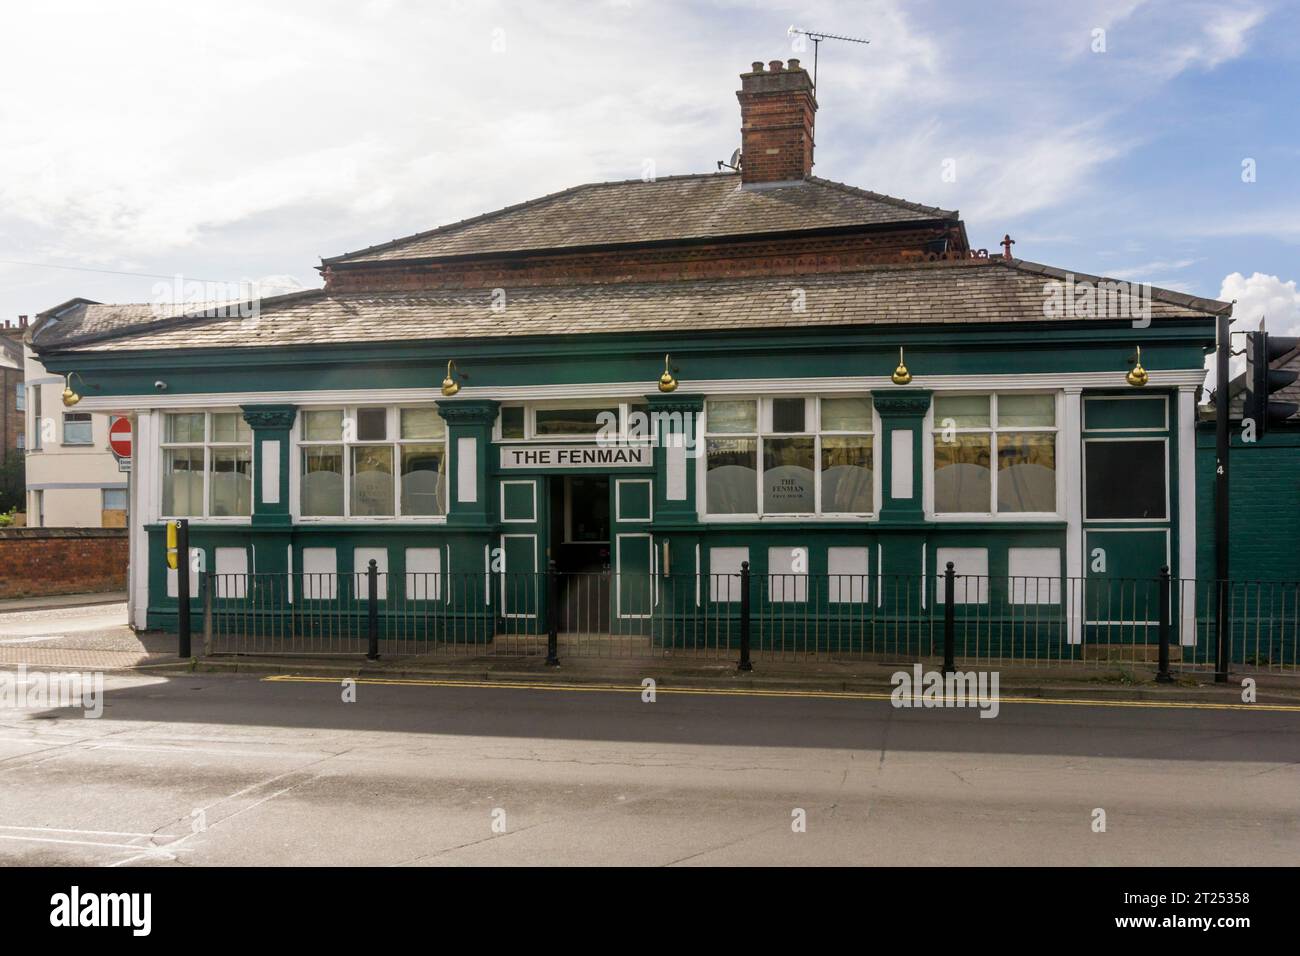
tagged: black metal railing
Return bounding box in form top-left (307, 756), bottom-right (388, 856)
top-left (198, 562), bottom-right (1300, 674)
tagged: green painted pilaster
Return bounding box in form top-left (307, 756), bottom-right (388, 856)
top-left (646, 392), bottom-right (704, 527)
top-left (242, 403), bottom-right (296, 576)
top-left (437, 398), bottom-right (499, 530)
top-left (874, 390), bottom-right (931, 526)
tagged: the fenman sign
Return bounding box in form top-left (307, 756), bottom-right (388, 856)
top-left (499, 444), bottom-right (651, 470)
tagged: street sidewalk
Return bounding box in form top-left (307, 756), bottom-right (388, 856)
top-left (135, 650), bottom-right (1300, 706)
top-left (0, 590), bottom-right (128, 613)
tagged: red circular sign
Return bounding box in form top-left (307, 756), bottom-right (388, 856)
top-left (109, 416), bottom-right (132, 459)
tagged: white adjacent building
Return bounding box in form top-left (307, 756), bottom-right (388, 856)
top-left (24, 343), bottom-right (131, 527)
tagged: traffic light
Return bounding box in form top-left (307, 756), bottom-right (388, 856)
top-left (1243, 331), bottom-right (1299, 437)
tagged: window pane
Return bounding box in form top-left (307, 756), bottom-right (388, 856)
top-left (209, 447), bottom-right (252, 516)
top-left (400, 445), bottom-right (446, 515)
top-left (350, 445), bottom-right (394, 516)
top-left (821, 397), bottom-right (873, 432)
top-left (705, 437), bottom-right (757, 513)
top-left (500, 406), bottom-right (525, 439)
top-left (626, 403), bottom-right (652, 441)
top-left (771, 398), bottom-right (806, 433)
top-left (211, 411), bottom-right (250, 443)
top-left (821, 436), bottom-right (873, 512)
top-left (103, 489), bottom-right (128, 511)
top-left (707, 400), bottom-right (757, 434)
top-left (997, 433), bottom-right (1056, 512)
top-left (999, 394), bottom-right (1055, 427)
top-left (1085, 440), bottom-right (1166, 519)
top-left (763, 436), bottom-right (815, 513)
top-left (303, 410), bottom-right (343, 442)
top-left (400, 407), bottom-right (444, 440)
top-left (933, 395), bottom-right (990, 428)
top-left (162, 448), bottom-right (204, 516)
top-left (301, 446), bottom-right (344, 516)
top-left (534, 406), bottom-right (618, 436)
top-left (934, 434), bottom-right (991, 512)
top-left (165, 412), bottom-right (204, 444)
top-left (356, 407), bottom-right (387, 441)
top-left (62, 413), bottom-right (92, 445)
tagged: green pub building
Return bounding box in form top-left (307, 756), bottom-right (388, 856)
top-left (31, 60), bottom-right (1243, 658)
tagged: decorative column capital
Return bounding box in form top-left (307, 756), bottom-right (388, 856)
top-left (645, 392), bottom-right (705, 415)
top-left (241, 403), bottom-right (297, 431)
top-left (436, 398), bottom-right (500, 426)
top-left (872, 390), bottom-right (932, 417)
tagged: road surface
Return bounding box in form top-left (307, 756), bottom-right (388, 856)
top-left (0, 671), bottom-right (1296, 865)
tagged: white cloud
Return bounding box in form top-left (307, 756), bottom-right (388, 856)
top-left (1220, 271), bottom-right (1300, 337)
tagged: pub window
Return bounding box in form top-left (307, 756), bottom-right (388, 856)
top-left (1084, 439), bottom-right (1167, 520)
top-left (533, 404), bottom-right (621, 438)
top-left (160, 411), bottom-right (252, 518)
top-left (932, 393), bottom-right (1057, 516)
top-left (704, 396), bottom-right (874, 517)
top-left (298, 406), bottom-right (446, 519)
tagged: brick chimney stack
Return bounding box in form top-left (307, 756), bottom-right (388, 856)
top-left (737, 59), bottom-right (816, 185)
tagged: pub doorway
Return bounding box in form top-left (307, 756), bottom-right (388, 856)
top-left (548, 476), bottom-right (611, 633)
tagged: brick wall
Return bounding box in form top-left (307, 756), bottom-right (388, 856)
top-left (0, 364), bottom-right (22, 463)
top-left (0, 528), bottom-right (128, 599)
top-left (326, 227), bottom-right (971, 293)
top-left (1196, 427), bottom-right (1300, 582)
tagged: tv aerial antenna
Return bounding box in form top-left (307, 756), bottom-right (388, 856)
top-left (786, 26), bottom-right (870, 95)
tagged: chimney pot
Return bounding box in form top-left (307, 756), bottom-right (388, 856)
top-left (751, 61), bottom-right (764, 72)
top-left (736, 59), bottom-right (817, 184)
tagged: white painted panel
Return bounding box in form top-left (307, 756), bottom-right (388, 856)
top-left (302, 547), bottom-right (337, 600)
top-left (828, 547), bottom-right (869, 604)
top-left (457, 436), bottom-right (477, 503)
top-left (767, 546), bottom-right (808, 602)
top-left (1177, 388), bottom-right (1197, 645)
top-left (666, 443), bottom-right (687, 500)
top-left (890, 429), bottom-right (913, 500)
top-left (1008, 547), bottom-right (1061, 604)
top-left (261, 438), bottom-right (280, 505)
top-left (405, 547), bottom-right (442, 600)
top-left (936, 547), bottom-right (988, 605)
top-left (354, 547), bottom-right (388, 601)
top-left (1063, 389), bottom-right (1083, 643)
top-left (215, 547), bottom-right (248, 599)
top-left (709, 546), bottom-right (748, 603)
top-left (165, 555), bottom-right (200, 598)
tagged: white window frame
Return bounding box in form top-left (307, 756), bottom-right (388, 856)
top-left (495, 400), bottom-right (651, 443)
top-left (294, 405), bottom-right (448, 523)
top-left (926, 391), bottom-right (1062, 521)
top-left (1082, 436), bottom-right (1171, 524)
top-left (158, 409), bottom-right (253, 522)
top-left (700, 395), bottom-right (877, 521)
top-left (61, 411), bottom-right (93, 446)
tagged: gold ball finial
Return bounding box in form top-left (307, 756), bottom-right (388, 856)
top-left (440, 359), bottom-right (461, 397)
top-left (1126, 346), bottom-right (1149, 387)
top-left (658, 353), bottom-right (678, 393)
top-left (891, 346), bottom-right (912, 386)
top-left (61, 373), bottom-right (81, 406)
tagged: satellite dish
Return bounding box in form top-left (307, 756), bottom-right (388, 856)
top-left (729, 148), bottom-right (742, 168)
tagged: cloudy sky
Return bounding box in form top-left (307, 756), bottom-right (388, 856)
top-left (1, 0), bottom-right (1297, 341)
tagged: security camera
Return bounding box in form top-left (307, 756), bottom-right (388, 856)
top-left (154, 380), bottom-right (168, 391)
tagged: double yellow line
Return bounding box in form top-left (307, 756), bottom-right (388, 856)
top-left (261, 674), bottom-right (1300, 712)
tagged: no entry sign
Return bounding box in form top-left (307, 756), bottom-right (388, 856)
top-left (109, 416), bottom-right (132, 459)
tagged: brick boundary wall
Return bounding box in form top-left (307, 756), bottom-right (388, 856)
top-left (0, 528), bottom-right (128, 599)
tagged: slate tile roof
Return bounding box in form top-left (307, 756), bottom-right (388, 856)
top-left (34, 259), bottom-right (1228, 355)
top-left (323, 173), bottom-right (960, 264)
top-left (1225, 344), bottom-right (1300, 421)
